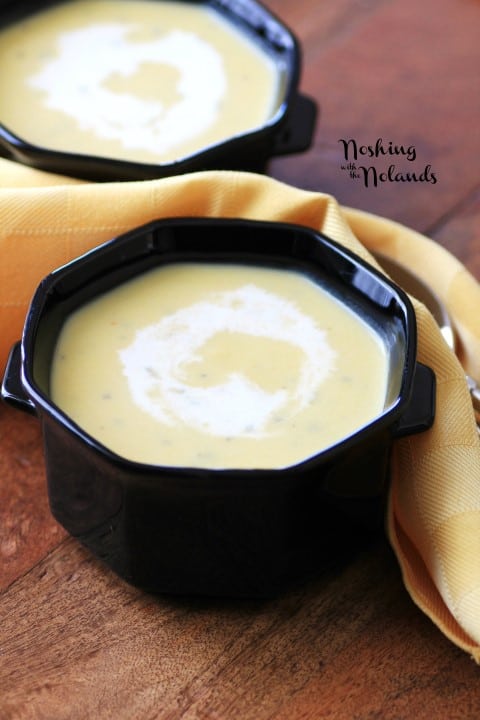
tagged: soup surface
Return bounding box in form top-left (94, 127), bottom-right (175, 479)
top-left (50, 262), bottom-right (389, 469)
top-left (0, 0), bottom-right (282, 163)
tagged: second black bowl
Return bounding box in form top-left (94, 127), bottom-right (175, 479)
top-left (0, 0), bottom-right (317, 180)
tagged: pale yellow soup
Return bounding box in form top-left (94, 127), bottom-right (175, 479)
top-left (0, 0), bottom-right (283, 163)
top-left (50, 263), bottom-right (390, 470)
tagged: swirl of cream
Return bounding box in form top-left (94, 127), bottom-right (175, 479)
top-left (119, 285), bottom-right (336, 438)
top-left (28, 23), bottom-right (226, 156)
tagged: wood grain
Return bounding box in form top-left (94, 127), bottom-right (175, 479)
top-left (0, 405), bottom-right (65, 592)
top-left (1, 0), bottom-right (479, 717)
top-left (1, 537), bottom-right (479, 720)
top-left (270, 0), bottom-right (480, 235)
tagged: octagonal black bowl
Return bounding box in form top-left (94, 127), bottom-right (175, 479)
top-left (1, 218), bottom-right (435, 597)
top-left (0, 0), bottom-right (316, 181)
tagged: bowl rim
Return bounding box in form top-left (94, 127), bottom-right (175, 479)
top-left (16, 216), bottom-right (421, 480)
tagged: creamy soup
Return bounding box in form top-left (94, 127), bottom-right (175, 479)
top-left (0, 0), bottom-right (282, 163)
top-left (50, 263), bottom-right (389, 470)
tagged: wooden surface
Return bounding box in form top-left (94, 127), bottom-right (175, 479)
top-left (1, 0), bottom-right (480, 717)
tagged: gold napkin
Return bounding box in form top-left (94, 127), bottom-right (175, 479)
top-left (1, 159), bottom-right (479, 662)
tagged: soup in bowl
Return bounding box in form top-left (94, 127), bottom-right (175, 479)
top-left (50, 261), bottom-right (390, 470)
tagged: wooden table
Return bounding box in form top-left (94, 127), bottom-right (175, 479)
top-left (1, 0), bottom-right (479, 717)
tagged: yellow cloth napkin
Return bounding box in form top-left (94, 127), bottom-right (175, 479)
top-left (1, 159), bottom-right (479, 662)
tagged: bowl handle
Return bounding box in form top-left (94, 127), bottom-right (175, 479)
top-left (393, 362), bottom-right (436, 438)
top-left (272, 93), bottom-right (318, 156)
top-left (1, 341), bottom-right (37, 416)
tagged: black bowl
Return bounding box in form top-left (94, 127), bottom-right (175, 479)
top-left (2, 218), bottom-right (435, 596)
top-left (0, 0), bottom-right (317, 181)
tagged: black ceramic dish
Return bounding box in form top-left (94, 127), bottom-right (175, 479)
top-left (2, 218), bottom-right (435, 597)
top-left (0, 0), bottom-right (317, 181)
